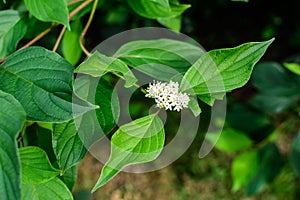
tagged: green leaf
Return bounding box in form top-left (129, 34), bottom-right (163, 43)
top-left (231, 150), bottom-right (259, 191)
top-left (127, 0), bottom-right (190, 19)
top-left (251, 62), bottom-right (300, 113)
top-left (284, 63), bottom-right (300, 76)
top-left (75, 51), bottom-right (137, 88)
top-left (245, 143), bottom-right (283, 195)
top-left (188, 97), bottom-right (201, 116)
top-left (180, 39), bottom-right (274, 102)
top-left (74, 76), bottom-right (120, 135)
top-left (53, 77), bottom-right (120, 172)
top-left (0, 90), bottom-right (26, 200)
top-left (62, 20), bottom-right (83, 66)
top-left (21, 177), bottom-right (73, 200)
top-left (24, 0), bottom-right (70, 29)
top-left (19, 146), bottom-right (60, 184)
top-left (53, 120), bottom-right (87, 173)
top-left (206, 129), bottom-right (253, 152)
top-left (61, 165), bottom-right (77, 191)
top-left (0, 46), bottom-right (97, 122)
top-left (157, 15), bottom-right (182, 32)
top-left (114, 39), bottom-right (204, 81)
top-left (291, 131), bottom-right (300, 178)
top-left (0, 10), bottom-right (27, 59)
top-left (92, 114), bottom-right (165, 191)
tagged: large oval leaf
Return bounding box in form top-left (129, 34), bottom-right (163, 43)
top-left (19, 146), bottom-right (60, 184)
top-left (114, 39), bottom-right (204, 81)
top-left (0, 47), bottom-right (96, 122)
top-left (180, 39), bottom-right (274, 103)
top-left (92, 114), bottom-right (165, 191)
top-left (21, 177), bottom-right (73, 200)
top-left (0, 10), bottom-right (27, 59)
top-left (0, 90), bottom-right (26, 200)
top-left (24, 0), bottom-right (70, 29)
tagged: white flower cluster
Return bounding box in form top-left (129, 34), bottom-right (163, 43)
top-left (145, 80), bottom-right (190, 112)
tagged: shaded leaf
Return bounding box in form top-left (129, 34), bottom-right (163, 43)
top-left (251, 62), bottom-right (300, 113)
top-left (245, 143), bottom-right (283, 195)
top-left (291, 131), bottom-right (300, 178)
top-left (0, 90), bottom-right (26, 200)
top-left (92, 114), bottom-right (165, 191)
top-left (0, 10), bottom-right (27, 59)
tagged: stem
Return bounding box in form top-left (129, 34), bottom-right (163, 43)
top-left (112, 72), bottom-right (146, 94)
top-left (80, 0), bottom-right (98, 57)
top-left (52, 26), bottom-right (67, 52)
top-left (67, 0), bottom-right (84, 6)
top-left (19, 24), bottom-right (56, 51)
top-left (69, 0), bottom-right (92, 20)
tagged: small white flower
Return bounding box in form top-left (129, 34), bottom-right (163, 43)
top-left (145, 80), bottom-right (190, 111)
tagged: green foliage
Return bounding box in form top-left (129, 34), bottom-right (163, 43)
top-left (114, 39), bottom-right (204, 81)
top-left (291, 132), bottom-right (300, 178)
top-left (0, 47), bottom-right (96, 122)
top-left (206, 129), bottom-right (253, 152)
top-left (92, 114), bottom-right (165, 191)
top-left (0, 91), bottom-right (26, 200)
top-left (251, 62), bottom-right (300, 113)
top-left (62, 20), bottom-right (83, 66)
top-left (24, 0), bottom-right (70, 29)
top-left (180, 39), bottom-right (274, 105)
top-left (231, 150), bottom-right (259, 191)
top-left (76, 51), bottom-right (137, 88)
top-left (0, 10), bottom-right (27, 59)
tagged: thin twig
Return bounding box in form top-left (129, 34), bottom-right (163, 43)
top-left (67, 0), bottom-right (84, 6)
top-left (80, 0), bottom-right (98, 57)
top-left (69, 0), bottom-right (93, 20)
top-left (20, 24), bottom-right (56, 51)
top-left (52, 26), bottom-right (67, 52)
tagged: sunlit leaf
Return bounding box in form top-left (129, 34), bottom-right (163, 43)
top-left (92, 114), bottom-right (165, 191)
top-left (180, 39), bottom-right (274, 104)
top-left (206, 129), bottom-right (253, 152)
top-left (24, 0), bottom-right (70, 29)
top-left (231, 150), bottom-right (259, 191)
top-left (19, 146), bottom-right (60, 184)
top-left (115, 39), bottom-right (204, 81)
